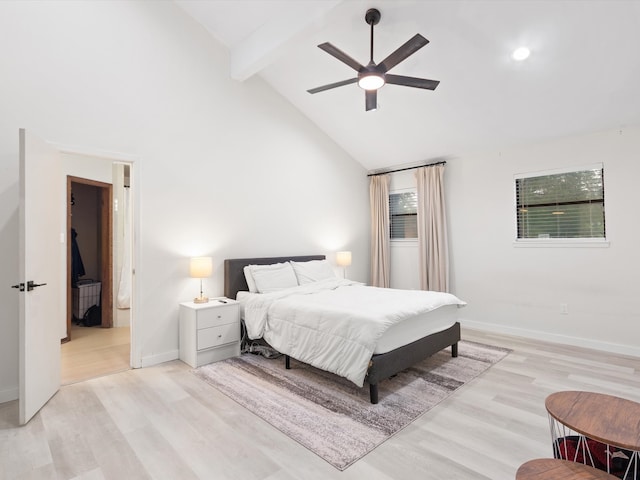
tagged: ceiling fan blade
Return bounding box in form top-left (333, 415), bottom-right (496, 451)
top-left (307, 78), bottom-right (357, 94)
top-left (385, 74), bottom-right (440, 90)
top-left (318, 43), bottom-right (365, 71)
top-left (378, 34), bottom-right (429, 73)
top-left (365, 90), bottom-right (377, 111)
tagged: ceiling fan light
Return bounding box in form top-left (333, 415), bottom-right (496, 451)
top-left (358, 73), bottom-right (385, 91)
top-left (512, 46), bottom-right (530, 61)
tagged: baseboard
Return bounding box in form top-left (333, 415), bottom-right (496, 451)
top-left (0, 385), bottom-right (18, 404)
top-left (461, 319), bottom-right (640, 358)
top-left (140, 349), bottom-right (179, 368)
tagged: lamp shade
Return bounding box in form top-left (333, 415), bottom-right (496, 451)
top-left (190, 256), bottom-right (212, 278)
top-left (336, 251), bottom-right (352, 267)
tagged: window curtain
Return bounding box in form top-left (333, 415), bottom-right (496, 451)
top-left (369, 174), bottom-right (390, 287)
top-left (415, 164), bottom-right (449, 292)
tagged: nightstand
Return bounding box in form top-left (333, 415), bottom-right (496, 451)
top-left (179, 298), bottom-right (240, 367)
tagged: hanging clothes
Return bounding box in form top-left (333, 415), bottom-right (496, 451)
top-left (71, 228), bottom-right (85, 287)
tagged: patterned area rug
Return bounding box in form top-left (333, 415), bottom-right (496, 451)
top-left (193, 340), bottom-right (510, 470)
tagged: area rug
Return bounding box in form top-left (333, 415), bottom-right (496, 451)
top-left (193, 340), bottom-right (510, 470)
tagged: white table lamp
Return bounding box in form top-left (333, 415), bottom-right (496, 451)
top-left (336, 251), bottom-right (352, 279)
top-left (190, 256), bottom-right (212, 303)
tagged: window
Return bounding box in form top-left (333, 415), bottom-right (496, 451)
top-left (515, 165), bottom-right (605, 241)
top-left (390, 190), bottom-right (417, 240)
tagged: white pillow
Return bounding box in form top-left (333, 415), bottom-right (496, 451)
top-left (249, 262), bottom-right (298, 293)
top-left (243, 265), bottom-right (258, 293)
top-left (290, 259), bottom-right (336, 285)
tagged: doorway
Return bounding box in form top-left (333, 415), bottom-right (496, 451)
top-left (61, 162), bottom-right (133, 384)
top-left (66, 177), bottom-right (113, 337)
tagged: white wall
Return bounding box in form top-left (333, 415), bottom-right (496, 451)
top-left (387, 127), bottom-right (640, 355)
top-left (0, 1), bottom-right (369, 402)
top-left (447, 126), bottom-right (640, 354)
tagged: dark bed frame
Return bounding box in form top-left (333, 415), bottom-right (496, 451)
top-left (224, 255), bottom-right (460, 404)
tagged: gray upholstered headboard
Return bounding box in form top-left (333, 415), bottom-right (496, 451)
top-left (223, 255), bottom-right (326, 299)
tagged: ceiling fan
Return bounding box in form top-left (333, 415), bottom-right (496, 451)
top-left (307, 8), bottom-right (440, 111)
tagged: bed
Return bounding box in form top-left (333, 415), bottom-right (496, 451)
top-left (224, 255), bottom-right (464, 404)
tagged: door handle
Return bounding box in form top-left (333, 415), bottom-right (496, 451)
top-left (11, 283), bottom-right (25, 292)
top-left (26, 281), bottom-right (47, 291)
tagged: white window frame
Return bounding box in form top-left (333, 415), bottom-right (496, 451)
top-left (390, 188), bottom-right (418, 245)
top-left (513, 163), bottom-right (609, 248)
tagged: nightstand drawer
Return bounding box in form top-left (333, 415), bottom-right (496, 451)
top-left (197, 322), bottom-right (240, 350)
top-left (197, 305), bottom-right (237, 329)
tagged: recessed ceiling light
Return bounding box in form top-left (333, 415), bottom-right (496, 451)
top-left (512, 47), bottom-right (531, 61)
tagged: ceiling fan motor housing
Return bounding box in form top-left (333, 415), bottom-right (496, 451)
top-left (365, 8), bottom-right (381, 26)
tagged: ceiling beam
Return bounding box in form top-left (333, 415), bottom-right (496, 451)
top-left (230, 1), bottom-right (343, 81)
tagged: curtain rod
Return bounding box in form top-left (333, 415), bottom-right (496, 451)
top-left (367, 160), bottom-right (446, 177)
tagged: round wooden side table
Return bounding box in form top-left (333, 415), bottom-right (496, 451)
top-left (545, 391), bottom-right (640, 479)
top-left (517, 459), bottom-right (620, 480)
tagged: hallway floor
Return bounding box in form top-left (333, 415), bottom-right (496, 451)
top-left (61, 324), bottom-right (130, 385)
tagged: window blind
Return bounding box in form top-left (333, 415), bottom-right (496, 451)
top-left (516, 167), bottom-right (605, 239)
top-left (389, 191), bottom-right (417, 239)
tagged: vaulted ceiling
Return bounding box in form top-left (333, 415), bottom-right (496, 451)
top-left (175, 0), bottom-right (640, 171)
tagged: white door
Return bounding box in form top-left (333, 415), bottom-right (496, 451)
top-left (17, 128), bottom-right (63, 425)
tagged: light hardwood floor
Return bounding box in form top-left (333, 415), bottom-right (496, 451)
top-left (2, 328), bottom-right (639, 479)
top-left (61, 324), bottom-right (130, 385)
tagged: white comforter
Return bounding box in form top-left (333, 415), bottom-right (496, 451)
top-left (243, 278), bottom-right (466, 387)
